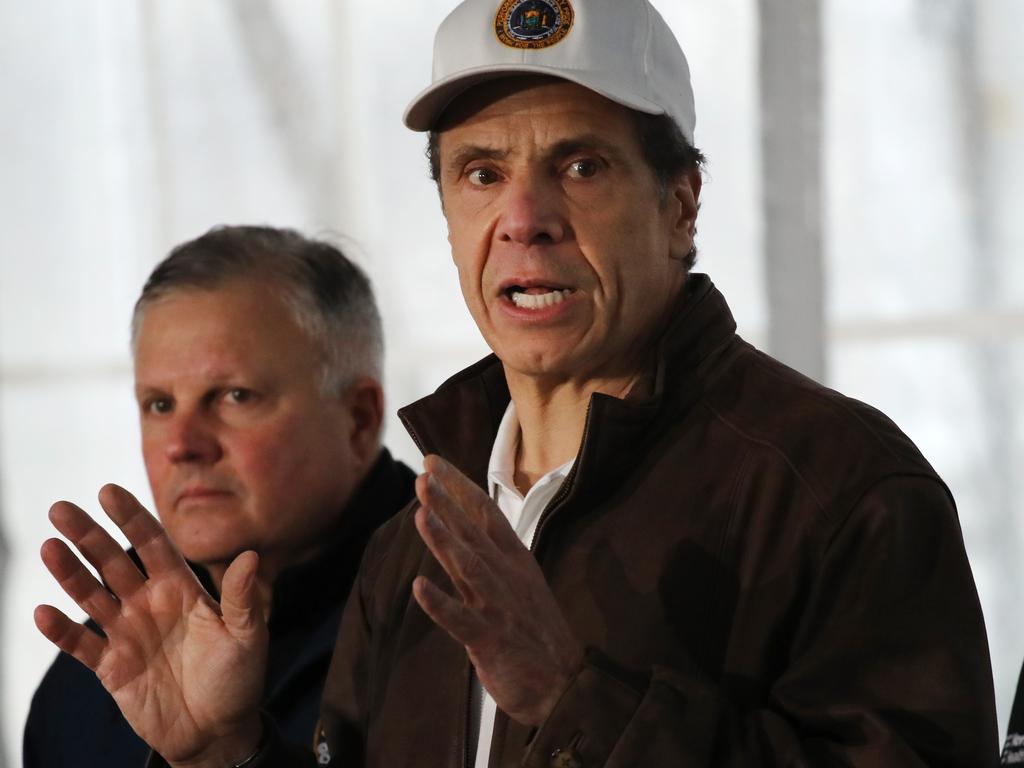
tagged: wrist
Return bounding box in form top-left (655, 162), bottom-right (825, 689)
top-left (541, 643), bottom-right (587, 724)
top-left (227, 732), bottom-right (264, 767)
top-left (167, 714), bottom-right (265, 768)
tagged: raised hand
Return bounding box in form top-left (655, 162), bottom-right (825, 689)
top-left (35, 484), bottom-right (266, 768)
top-left (412, 455), bottom-right (584, 727)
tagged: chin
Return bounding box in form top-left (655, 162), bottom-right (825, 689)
top-left (501, 346), bottom-right (580, 377)
top-left (169, 531), bottom-right (249, 567)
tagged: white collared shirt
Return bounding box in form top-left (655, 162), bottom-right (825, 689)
top-left (471, 401), bottom-right (575, 768)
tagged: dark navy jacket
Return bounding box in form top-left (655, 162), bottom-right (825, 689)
top-left (24, 449), bottom-right (415, 767)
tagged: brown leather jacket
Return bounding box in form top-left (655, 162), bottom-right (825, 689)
top-left (263, 275), bottom-right (998, 767)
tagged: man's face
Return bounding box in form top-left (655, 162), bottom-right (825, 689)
top-left (133, 279), bottom-right (364, 576)
top-left (437, 78), bottom-right (699, 386)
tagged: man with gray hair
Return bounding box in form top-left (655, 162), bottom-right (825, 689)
top-left (36, 1), bottom-right (998, 766)
top-left (25, 225), bottom-right (415, 766)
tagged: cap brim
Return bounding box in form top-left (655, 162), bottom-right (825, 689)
top-left (403, 63), bottom-right (665, 132)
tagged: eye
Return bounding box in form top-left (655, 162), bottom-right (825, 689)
top-left (224, 388), bottom-right (254, 405)
top-left (144, 397), bottom-right (173, 415)
top-left (467, 167), bottom-right (500, 186)
top-left (566, 159), bottom-right (599, 179)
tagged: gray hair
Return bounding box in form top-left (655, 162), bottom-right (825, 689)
top-left (131, 225), bottom-right (383, 395)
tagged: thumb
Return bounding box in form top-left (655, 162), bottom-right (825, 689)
top-left (220, 551), bottom-right (266, 644)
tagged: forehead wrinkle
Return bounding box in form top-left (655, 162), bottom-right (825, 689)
top-left (134, 361), bottom-right (240, 392)
top-left (135, 323), bottom-right (255, 386)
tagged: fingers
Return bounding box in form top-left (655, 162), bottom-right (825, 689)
top-left (96, 484), bottom-right (190, 580)
top-left (48, 501), bottom-right (146, 600)
top-left (415, 456), bottom-right (536, 608)
top-left (412, 575), bottom-right (483, 647)
top-left (420, 456), bottom-right (523, 553)
top-left (416, 465), bottom-right (491, 546)
top-left (220, 551), bottom-right (266, 644)
top-left (414, 507), bottom-right (500, 604)
top-left (421, 455), bottom-right (492, 519)
top-left (40, 537), bottom-right (123, 628)
top-left (34, 603), bottom-right (106, 670)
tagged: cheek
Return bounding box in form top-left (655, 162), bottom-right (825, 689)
top-left (236, 424), bottom-right (354, 542)
top-left (232, 418), bottom-right (339, 497)
top-left (588, 241), bottom-right (673, 323)
top-left (449, 197), bottom-right (499, 263)
top-left (140, 435), bottom-right (168, 490)
top-left (452, 229), bottom-right (496, 313)
top-left (229, 431), bottom-right (286, 488)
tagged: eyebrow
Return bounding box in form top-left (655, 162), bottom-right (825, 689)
top-left (545, 134), bottom-right (629, 165)
top-left (133, 383), bottom-right (166, 401)
top-left (444, 145), bottom-right (510, 175)
top-left (443, 133), bottom-right (630, 173)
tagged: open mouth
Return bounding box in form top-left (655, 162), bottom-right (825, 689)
top-left (504, 285), bottom-right (574, 309)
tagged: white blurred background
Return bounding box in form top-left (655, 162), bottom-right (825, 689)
top-left (1, 1), bottom-right (1021, 764)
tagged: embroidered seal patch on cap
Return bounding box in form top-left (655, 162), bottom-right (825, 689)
top-left (495, 0), bottom-right (574, 50)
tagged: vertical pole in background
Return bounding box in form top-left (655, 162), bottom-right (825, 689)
top-left (140, 0), bottom-right (173, 253)
top-left (953, 0), bottom-right (1020, 720)
top-left (758, 0), bottom-right (826, 382)
top-left (329, 1), bottom-right (366, 239)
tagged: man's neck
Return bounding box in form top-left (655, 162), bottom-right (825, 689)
top-left (506, 371), bottom-right (639, 495)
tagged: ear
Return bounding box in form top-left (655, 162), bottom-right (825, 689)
top-left (340, 377), bottom-right (385, 470)
top-left (667, 168), bottom-right (702, 262)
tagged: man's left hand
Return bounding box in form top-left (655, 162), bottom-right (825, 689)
top-left (412, 454), bottom-right (584, 727)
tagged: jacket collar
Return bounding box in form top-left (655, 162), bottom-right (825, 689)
top-left (266, 448), bottom-right (415, 627)
top-left (398, 274), bottom-right (738, 493)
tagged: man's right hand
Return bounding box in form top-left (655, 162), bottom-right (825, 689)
top-left (34, 483), bottom-right (267, 768)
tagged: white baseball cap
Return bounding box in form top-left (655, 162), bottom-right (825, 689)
top-left (403, 0), bottom-right (696, 143)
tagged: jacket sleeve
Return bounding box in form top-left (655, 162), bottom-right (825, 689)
top-left (521, 476), bottom-right (1000, 767)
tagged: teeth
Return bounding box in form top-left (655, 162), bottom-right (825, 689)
top-left (511, 289), bottom-right (572, 309)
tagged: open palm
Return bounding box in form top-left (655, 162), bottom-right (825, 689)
top-left (35, 484), bottom-right (266, 767)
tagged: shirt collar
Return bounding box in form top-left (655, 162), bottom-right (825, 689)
top-left (487, 400), bottom-right (575, 503)
top-left (487, 399), bottom-right (522, 500)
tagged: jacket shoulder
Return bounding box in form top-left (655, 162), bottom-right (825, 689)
top-left (701, 340), bottom-right (946, 521)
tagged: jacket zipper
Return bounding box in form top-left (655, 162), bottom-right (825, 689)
top-left (403, 401), bottom-right (594, 766)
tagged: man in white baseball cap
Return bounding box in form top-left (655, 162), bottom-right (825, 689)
top-left (36, 1), bottom-right (999, 766)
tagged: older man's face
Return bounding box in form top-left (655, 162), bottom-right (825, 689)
top-left (437, 78), bottom-right (699, 386)
top-left (133, 279), bottom-right (362, 578)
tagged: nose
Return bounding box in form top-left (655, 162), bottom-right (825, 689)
top-left (164, 408), bottom-right (222, 465)
top-left (496, 172), bottom-right (567, 246)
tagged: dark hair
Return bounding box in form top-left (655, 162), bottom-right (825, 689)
top-left (132, 225), bottom-right (383, 394)
top-left (426, 111), bottom-right (706, 270)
